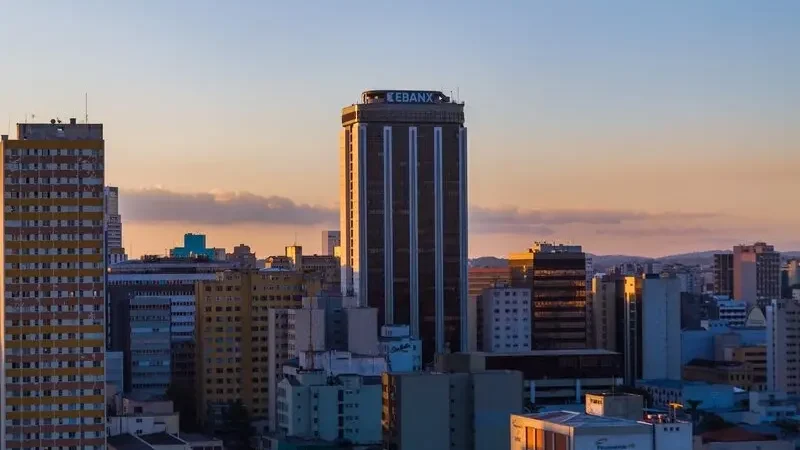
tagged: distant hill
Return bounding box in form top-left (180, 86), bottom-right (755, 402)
top-left (470, 249), bottom-right (800, 271)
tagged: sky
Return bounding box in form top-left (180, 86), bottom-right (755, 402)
top-left (1, 1), bottom-right (798, 258)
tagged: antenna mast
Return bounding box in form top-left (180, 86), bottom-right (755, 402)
top-left (84, 93), bottom-right (88, 123)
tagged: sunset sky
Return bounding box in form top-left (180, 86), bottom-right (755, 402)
top-left (1, 1), bottom-right (798, 258)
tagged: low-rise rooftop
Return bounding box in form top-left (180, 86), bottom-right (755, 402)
top-left (139, 432), bottom-right (186, 446)
top-left (107, 434), bottom-right (153, 450)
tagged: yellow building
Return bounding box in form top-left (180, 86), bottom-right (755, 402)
top-left (195, 269), bottom-right (320, 424)
top-left (2, 121), bottom-right (106, 449)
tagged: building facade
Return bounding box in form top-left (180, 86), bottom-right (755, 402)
top-left (480, 286), bottom-right (532, 353)
top-left (169, 233), bottom-right (216, 259)
top-left (340, 90), bottom-right (469, 361)
top-left (320, 230), bottom-right (340, 256)
top-left (766, 299), bottom-right (800, 394)
top-left (436, 350), bottom-right (623, 406)
top-left (591, 275), bottom-right (623, 353)
top-left (2, 121), bottom-right (107, 449)
top-left (733, 242), bottom-right (781, 303)
top-left (129, 296), bottom-right (172, 396)
top-left (285, 245), bottom-right (340, 293)
top-left (622, 275), bottom-right (682, 382)
top-left (383, 370), bottom-right (523, 450)
top-left (195, 269), bottom-right (318, 425)
top-left (509, 242), bottom-right (587, 350)
top-left (107, 257), bottom-right (236, 395)
top-left (713, 253), bottom-right (734, 297)
top-left (468, 267), bottom-right (510, 351)
top-left (104, 185), bottom-right (127, 264)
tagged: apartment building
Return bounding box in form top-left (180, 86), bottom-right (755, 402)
top-left (2, 121), bottom-right (106, 449)
top-left (195, 269), bottom-right (320, 425)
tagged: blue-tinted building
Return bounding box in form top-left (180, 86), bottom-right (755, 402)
top-left (170, 233), bottom-right (216, 259)
top-left (129, 296), bottom-right (172, 397)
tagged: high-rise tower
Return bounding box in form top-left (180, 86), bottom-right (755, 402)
top-left (2, 120), bottom-right (106, 449)
top-left (340, 90), bottom-right (468, 361)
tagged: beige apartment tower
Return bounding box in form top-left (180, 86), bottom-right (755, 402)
top-left (194, 269), bottom-right (320, 425)
top-left (2, 121), bottom-right (107, 449)
top-left (733, 242), bottom-right (781, 303)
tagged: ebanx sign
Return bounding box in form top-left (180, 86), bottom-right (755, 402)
top-left (386, 91), bottom-right (441, 104)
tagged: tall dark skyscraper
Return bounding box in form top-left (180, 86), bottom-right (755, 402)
top-left (340, 90), bottom-right (468, 361)
top-left (510, 242), bottom-right (588, 350)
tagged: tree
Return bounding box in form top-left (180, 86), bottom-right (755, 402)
top-left (220, 400), bottom-right (254, 450)
top-left (685, 399), bottom-right (703, 428)
top-left (166, 383), bottom-right (201, 432)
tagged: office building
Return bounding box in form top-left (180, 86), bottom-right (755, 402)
top-left (383, 370), bottom-right (523, 450)
top-left (340, 90), bottom-right (469, 361)
top-left (195, 269), bottom-right (319, 425)
top-left (321, 230), bottom-right (340, 256)
top-left (469, 267), bottom-right (510, 351)
top-left (591, 275), bottom-right (623, 352)
top-left (128, 296), bottom-right (172, 396)
top-left (107, 351), bottom-right (125, 395)
top-left (713, 298), bottom-right (748, 327)
top-left (436, 350), bottom-right (623, 406)
top-left (766, 299), bottom-right (800, 394)
top-left (510, 242), bottom-right (587, 350)
top-left (713, 253), bottom-right (734, 296)
top-left (227, 243), bottom-right (257, 268)
top-left (730, 345), bottom-right (767, 389)
top-left (733, 242), bottom-right (781, 303)
top-left (622, 275), bottom-right (681, 382)
top-left (285, 245), bottom-right (341, 293)
top-left (510, 411), bottom-right (692, 450)
top-left (108, 256), bottom-right (235, 395)
top-left (289, 297), bottom-right (378, 356)
top-left (169, 233), bottom-right (216, 259)
top-left (105, 185), bottom-right (128, 264)
top-left (480, 285), bottom-right (532, 352)
top-left (2, 121), bottom-right (106, 449)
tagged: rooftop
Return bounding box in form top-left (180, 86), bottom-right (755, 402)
top-left (139, 432), bottom-right (186, 446)
top-left (517, 411), bottom-right (644, 429)
top-left (637, 379), bottom-right (733, 390)
top-left (107, 434), bottom-right (153, 450)
top-left (458, 349), bottom-right (619, 357)
top-left (178, 433), bottom-right (222, 443)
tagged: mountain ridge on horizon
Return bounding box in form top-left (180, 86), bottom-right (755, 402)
top-left (470, 249), bottom-right (800, 270)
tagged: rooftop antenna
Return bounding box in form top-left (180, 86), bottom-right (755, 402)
top-left (85, 93), bottom-right (88, 124)
top-left (457, 86), bottom-right (460, 103)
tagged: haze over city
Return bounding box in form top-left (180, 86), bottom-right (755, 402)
top-left (1, 0), bottom-right (798, 257)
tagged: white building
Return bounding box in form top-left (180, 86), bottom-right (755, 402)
top-left (510, 411), bottom-right (692, 450)
top-left (379, 325), bottom-right (422, 372)
top-left (625, 275), bottom-right (681, 381)
top-left (715, 298), bottom-right (748, 328)
top-left (480, 286), bottom-right (531, 353)
top-left (276, 371), bottom-right (382, 445)
top-left (767, 299), bottom-right (800, 394)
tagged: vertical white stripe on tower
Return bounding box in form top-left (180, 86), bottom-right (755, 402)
top-left (339, 128), bottom-right (351, 297)
top-left (383, 126), bottom-right (394, 324)
top-left (408, 126), bottom-right (419, 338)
top-left (434, 126), bottom-right (444, 353)
top-left (458, 127), bottom-right (469, 351)
top-left (357, 124), bottom-right (368, 306)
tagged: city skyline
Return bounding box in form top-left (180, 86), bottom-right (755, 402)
top-left (2, 1), bottom-right (799, 257)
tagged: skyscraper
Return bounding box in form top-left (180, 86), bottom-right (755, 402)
top-left (2, 120), bottom-right (106, 449)
top-left (766, 298), bottom-right (800, 394)
top-left (340, 90), bottom-right (468, 360)
top-left (509, 242), bottom-right (587, 350)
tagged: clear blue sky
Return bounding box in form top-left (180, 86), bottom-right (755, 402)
top-left (1, 1), bottom-right (798, 257)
